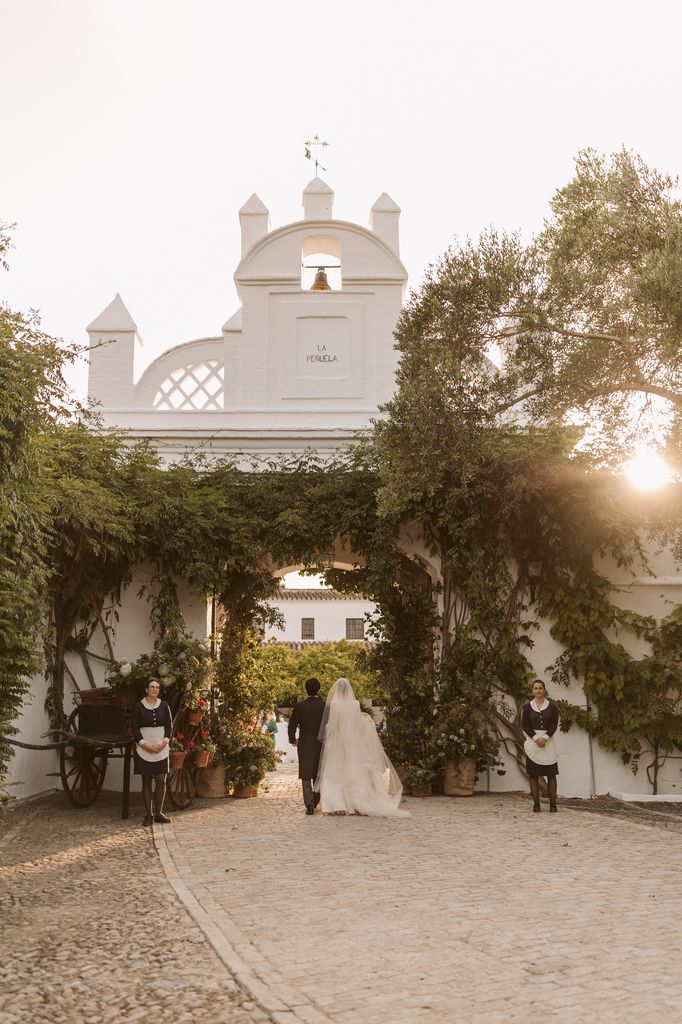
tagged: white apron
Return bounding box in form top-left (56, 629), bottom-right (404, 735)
top-left (137, 726), bottom-right (168, 763)
top-left (524, 730), bottom-right (558, 766)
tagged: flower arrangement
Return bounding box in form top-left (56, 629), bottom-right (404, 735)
top-left (401, 764), bottom-right (436, 795)
top-left (170, 733), bottom-right (196, 753)
top-left (105, 632), bottom-right (214, 713)
top-left (430, 701), bottom-right (502, 774)
top-left (195, 730), bottom-right (216, 754)
top-left (209, 714), bottom-right (279, 787)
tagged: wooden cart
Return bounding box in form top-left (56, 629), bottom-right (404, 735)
top-left (3, 693), bottom-right (208, 818)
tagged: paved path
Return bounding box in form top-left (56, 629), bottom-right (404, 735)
top-left (164, 765), bottom-right (682, 1024)
top-left (3, 768), bottom-right (682, 1024)
top-left (0, 792), bottom-right (267, 1024)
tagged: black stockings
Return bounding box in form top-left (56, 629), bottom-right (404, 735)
top-left (547, 776), bottom-right (557, 805)
top-left (528, 776), bottom-right (557, 806)
top-left (142, 774), bottom-right (167, 816)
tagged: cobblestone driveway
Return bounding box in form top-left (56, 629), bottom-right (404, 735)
top-left (166, 765), bottom-right (682, 1024)
top-left (0, 792), bottom-right (266, 1024)
top-left (4, 768), bottom-right (682, 1024)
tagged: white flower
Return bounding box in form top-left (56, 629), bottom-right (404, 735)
top-left (158, 663), bottom-right (170, 676)
top-left (166, 674), bottom-right (176, 685)
top-left (119, 662), bottom-right (132, 678)
top-left (199, 640), bottom-right (210, 651)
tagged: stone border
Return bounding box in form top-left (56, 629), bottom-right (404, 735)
top-left (153, 820), bottom-right (334, 1024)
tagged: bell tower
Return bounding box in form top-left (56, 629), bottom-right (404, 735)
top-left (225, 177), bottom-right (408, 440)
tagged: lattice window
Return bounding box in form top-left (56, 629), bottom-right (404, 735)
top-left (153, 360), bottom-right (224, 410)
top-left (345, 618), bottom-right (364, 640)
top-left (301, 617), bottom-right (315, 640)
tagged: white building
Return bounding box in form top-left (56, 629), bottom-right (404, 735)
top-left (266, 588), bottom-right (374, 645)
top-left (7, 177), bottom-right (682, 801)
top-left (86, 178), bottom-right (407, 461)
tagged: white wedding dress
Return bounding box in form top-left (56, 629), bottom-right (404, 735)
top-left (314, 679), bottom-right (410, 818)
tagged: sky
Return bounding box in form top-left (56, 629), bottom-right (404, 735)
top-left (2, 0), bottom-right (682, 400)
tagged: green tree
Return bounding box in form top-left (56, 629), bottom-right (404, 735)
top-left (400, 149), bottom-right (682, 467)
top-left (42, 422), bottom-right (162, 723)
top-left (252, 639), bottom-right (381, 706)
top-left (0, 300), bottom-right (73, 782)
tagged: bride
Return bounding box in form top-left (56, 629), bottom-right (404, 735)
top-left (314, 678), bottom-right (410, 818)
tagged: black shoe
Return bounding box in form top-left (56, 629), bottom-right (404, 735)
top-left (532, 802), bottom-right (541, 813)
top-left (306, 805), bottom-right (315, 815)
top-left (142, 814), bottom-right (153, 827)
top-left (154, 812), bottom-right (172, 824)
top-left (549, 803), bottom-right (558, 813)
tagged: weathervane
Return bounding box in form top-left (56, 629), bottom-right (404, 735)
top-left (303, 133), bottom-right (329, 175)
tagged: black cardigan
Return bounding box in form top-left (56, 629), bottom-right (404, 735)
top-left (131, 699), bottom-right (173, 744)
top-left (521, 700), bottom-right (559, 738)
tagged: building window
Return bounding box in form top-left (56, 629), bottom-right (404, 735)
top-left (301, 617), bottom-right (315, 640)
top-left (345, 618), bottom-right (364, 640)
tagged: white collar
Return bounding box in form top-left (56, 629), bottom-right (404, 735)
top-left (143, 697), bottom-right (161, 710)
top-left (531, 698), bottom-right (549, 712)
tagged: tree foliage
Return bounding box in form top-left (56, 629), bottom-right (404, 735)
top-left (251, 639), bottom-right (381, 707)
top-left (400, 148), bottom-right (682, 467)
top-left (0, 302), bottom-right (73, 782)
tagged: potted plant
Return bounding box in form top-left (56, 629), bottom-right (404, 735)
top-left (169, 734), bottom-right (188, 769)
top-left (430, 701), bottom-right (502, 796)
top-left (225, 723), bottom-right (280, 798)
top-left (187, 696), bottom-right (209, 726)
top-left (194, 733), bottom-right (216, 769)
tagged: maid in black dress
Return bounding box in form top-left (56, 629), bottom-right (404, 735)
top-left (131, 679), bottom-right (173, 827)
top-left (521, 679), bottom-right (559, 813)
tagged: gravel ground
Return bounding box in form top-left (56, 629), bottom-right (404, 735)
top-left (0, 791), bottom-right (268, 1024)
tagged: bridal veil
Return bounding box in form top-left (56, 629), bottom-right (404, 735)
top-left (315, 678), bottom-right (409, 818)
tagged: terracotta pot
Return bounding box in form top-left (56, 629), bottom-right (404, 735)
top-left (194, 750), bottom-right (211, 768)
top-left (169, 750), bottom-right (187, 769)
top-left (196, 763), bottom-right (227, 798)
top-left (233, 783), bottom-right (259, 799)
top-left (444, 756), bottom-right (476, 797)
top-left (187, 710), bottom-right (204, 725)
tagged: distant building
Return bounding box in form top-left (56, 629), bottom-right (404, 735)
top-left (264, 588), bottom-right (376, 646)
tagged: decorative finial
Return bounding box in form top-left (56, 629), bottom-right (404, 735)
top-left (303, 133), bottom-right (330, 175)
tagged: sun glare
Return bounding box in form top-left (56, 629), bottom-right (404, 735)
top-left (625, 449), bottom-right (672, 491)
top-left (282, 571), bottom-right (329, 590)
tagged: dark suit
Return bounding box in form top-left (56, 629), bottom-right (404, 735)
top-left (288, 695), bottom-right (325, 807)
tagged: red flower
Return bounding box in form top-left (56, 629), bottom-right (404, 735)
top-left (197, 699), bottom-right (206, 707)
top-left (187, 740), bottom-right (196, 749)
top-left (176, 732), bottom-right (185, 741)
top-left (200, 730), bottom-right (208, 738)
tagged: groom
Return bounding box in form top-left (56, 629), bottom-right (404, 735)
top-left (288, 677), bottom-right (325, 814)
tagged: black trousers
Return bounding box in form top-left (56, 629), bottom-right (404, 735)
top-left (301, 779), bottom-right (319, 807)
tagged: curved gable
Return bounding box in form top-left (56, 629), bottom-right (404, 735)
top-left (235, 219), bottom-right (407, 285)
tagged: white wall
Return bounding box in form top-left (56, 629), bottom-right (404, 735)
top-left (7, 566), bottom-right (210, 801)
top-left (4, 673), bottom-right (58, 802)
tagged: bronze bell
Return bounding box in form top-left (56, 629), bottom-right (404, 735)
top-left (310, 267), bottom-right (332, 291)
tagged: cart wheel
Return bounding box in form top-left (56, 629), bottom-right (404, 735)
top-left (167, 760), bottom-right (198, 810)
top-left (59, 709), bottom-right (108, 807)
